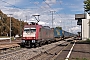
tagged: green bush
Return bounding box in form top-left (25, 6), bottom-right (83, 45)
top-left (11, 37), bottom-right (15, 40)
top-left (86, 38), bottom-right (90, 42)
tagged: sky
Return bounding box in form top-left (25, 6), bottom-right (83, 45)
top-left (0, 0), bottom-right (84, 34)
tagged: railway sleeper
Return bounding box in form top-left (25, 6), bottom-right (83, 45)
top-left (43, 51), bottom-right (56, 55)
top-left (0, 48), bottom-right (6, 50)
top-left (58, 43), bottom-right (68, 46)
top-left (39, 42), bottom-right (42, 47)
top-left (0, 48), bottom-right (10, 54)
top-left (66, 39), bottom-right (73, 42)
top-left (9, 46), bottom-right (20, 50)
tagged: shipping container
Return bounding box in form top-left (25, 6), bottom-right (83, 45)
top-left (54, 28), bottom-right (62, 38)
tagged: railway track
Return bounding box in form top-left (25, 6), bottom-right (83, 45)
top-left (0, 39), bottom-right (21, 56)
top-left (69, 41), bottom-right (90, 60)
top-left (0, 40), bottom-right (67, 60)
top-left (0, 39), bottom-right (21, 45)
top-left (0, 48), bottom-right (29, 60)
top-left (29, 40), bottom-right (72, 60)
top-left (0, 38), bottom-right (21, 52)
top-left (0, 38), bottom-right (89, 60)
top-left (0, 38), bottom-right (74, 60)
top-left (0, 43), bottom-right (20, 54)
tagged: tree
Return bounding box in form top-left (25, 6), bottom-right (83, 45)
top-left (0, 10), bottom-right (27, 37)
top-left (84, 0), bottom-right (90, 12)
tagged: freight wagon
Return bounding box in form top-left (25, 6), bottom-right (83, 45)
top-left (62, 30), bottom-right (75, 39)
top-left (53, 27), bottom-right (63, 41)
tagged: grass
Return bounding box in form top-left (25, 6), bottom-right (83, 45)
top-left (75, 38), bottom-right (90, 44)
top-left (0, 36), bottom-right (16, 40)
top-left (0, 36), bottom-right (9, 38)
top-left (86, 38), bottom-right (90, 42)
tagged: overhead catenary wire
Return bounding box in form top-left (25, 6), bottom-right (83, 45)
top-left (0, 0), bottom-right (20, 9)
top-left (0, 0), bottom-right (34, 21)
top-left (42, 0), bottom-right (76, 32)
top-left (0, 0), bottom-right (61, 20)
top-left (0, 0), bottom-right (53, 23)
top-left (43, 0), bottom-right (65, 27)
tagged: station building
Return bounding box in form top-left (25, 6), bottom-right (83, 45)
top-left (75, 13), bottom-right (90, 40)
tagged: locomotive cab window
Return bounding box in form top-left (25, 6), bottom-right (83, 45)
top-left (30, 29), bottom-right (36, 33)
top-left (24, 28), bottom-right (36, 33)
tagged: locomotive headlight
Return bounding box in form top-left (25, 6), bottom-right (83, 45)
top-left (32, 40), bottom-right (35, 43)
top-left (22, 40), bottom-right (25, 43)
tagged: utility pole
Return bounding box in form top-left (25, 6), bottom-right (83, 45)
top-left (50, 11), bottom-right (55, 28)
top-left (7, 14), bottom-right (13, 43)
top-left (20, 19), bottom-right (22, 37)
top-left (70, 20), bottom-right (72, 36)
top-left (26, 16), bottom-right (27, 22)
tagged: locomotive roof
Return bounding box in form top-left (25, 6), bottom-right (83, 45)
top-left (24, 25), bottom-right (51, 30)
top-left (24, 24), bottom-right (42, 28)
top-left (42, 26), bottom-right (50, 29)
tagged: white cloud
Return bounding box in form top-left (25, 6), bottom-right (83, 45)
top-left (4, 11), bottom-right (74, 30)
top-left (45, 0), bottom-right (56, 4)
top-left (38, 21), bottom-right (46, 25)
top-left (6, 0), bottom-right (21, 5)
top-left (69, 26), bottom-right (81, 34)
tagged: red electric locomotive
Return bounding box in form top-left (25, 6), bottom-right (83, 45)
top-left (21, 22), bottom-right (54, 47)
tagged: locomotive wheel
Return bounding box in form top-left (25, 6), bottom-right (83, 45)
top-left (30, 44), bottom-right (32, 48)
top-left (36, 43), bottom-right (39, 47)
top-left (34, 43), bottom-right (39, 48)
top-left (39, 42), bottom-right (42, 47)
top-left (20, 43), bottom-right (25, 48)
top-left (20, 45), bottom-right (25, 48)
top-left (34, 44), bottom-right (36, 48)
top-left (48, 41), bottom-right (51, 44)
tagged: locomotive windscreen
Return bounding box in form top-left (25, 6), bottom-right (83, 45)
top-left (24, 28), bottom-right (36, 33)
top-left (23, 27), bottom-right (36, 37)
